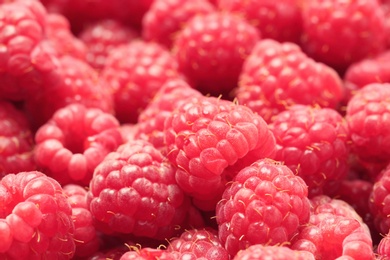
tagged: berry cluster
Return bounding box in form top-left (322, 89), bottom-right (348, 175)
top-left (1, 0), bottom-right (390, 259)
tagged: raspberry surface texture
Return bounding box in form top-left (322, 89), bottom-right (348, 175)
top-left (216, 158), bottom-right (311, 256)
top-left (0, 171), bottom-right (75, 258)
top-left (233, 244), bottom-right (315, 260)
top-left (34, 103), bottom-right (123, 185)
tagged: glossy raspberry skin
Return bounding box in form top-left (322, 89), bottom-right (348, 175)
top-left (269, 105), bottom-right (350, 197)
top-left (172, 12), bottom-right (260, 97)
top-left (88, 139), bottom-right (190, 240)
top-left (301, 0), bottom-right (386, 73)
top-left (0, 101), bottom-right (35, 176)
top-left (79, 19), bottom-right (139, 71)
top-left (25, 55), bottom-right (114, 129)
top-left (167, 228), bottom-right (229, 260)
top-left (142, 0), bottom-right (215, 49)
top-left (34, 103), bottom-right (123, 185)
top-left (218, 0), bottom-right (303, 43)
top-left (120, 248), bottom-right (179, 260)
top-left (236, 39), bottom-right (344, 123)
top-left (345, 83), bottom-right (390, 165)
top-left (0, 171), bottom-right (75, 258)
top-left (216, 159), bottom-right (311, 256)
top-left (63, 184), bottom-right (100, 258)
top-left (233, 244), bottom-right (315, 260)
top-left (100, 40), bottom-right (181, 123)
top-left (164, 96), bottom-right (276, 210)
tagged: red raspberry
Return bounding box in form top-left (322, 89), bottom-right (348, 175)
top-left (78, 19), bottom-right (139, 71)
top-left (343, 50), bottom-right (390, 104)
top-left (291, 197), bottom-right (374, 259)
top-left (0, 0), bottom-right (59, 101)
top-left (233, 244), bottom-right (315, 260)
top-left (172, 12), bottom-right (260, 97)
top-left (135, 78), bottom-right (203, 149)
top-left (87, 139), bottom-right (191, 240)
top-left (216, 159), bottom-right (311, 256)
top-left (25, 55), bottom-right (114, 129)
top-left (142, 0), bottom-right (216, 49)
top-left (235, 39), bottom-right (344, 123)
top-left (63, 184), bottom-right (100, 258)
top-left (0, 100), bottom-right (35, 177)
top-left (269, 104), bottom-right (350, 197)
top-left (345, 83), bottom-right (390, 165)
top-left (120, 248), bottom-right (179, 260)
top-left (167, 228), bottom-right (229, 260)
top-left (164, 96), bottom-right (276, 210)
top-left (218, 0), bottom-right (303, 43)
top-left (300, 0), bottom-right (387, 73)
top-left (378, 231), bottom-right (390, 260)
top-left (45, 13), bottom-right (87, 60)
top-left (100, 40), bottom-right (181, 124)
top-left (0, 171), bottom-right (75, 258)
top-left (34, 103), bottom-right (123, 185)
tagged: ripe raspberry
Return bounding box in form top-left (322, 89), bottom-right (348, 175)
top-left (0, 171), bottom-right (75, 258)
top-left (0, 0), bottom-right (59, 101)
top-left (235, 39), bottom-right (344, 123)
top-left (100, 40), bottom-right (181, 124)
top-left (345, 83), bottom-right (390, 165)
top-left (135, 78), bottom-right (203, 149)
top-left (164, 96), bottom-right (276, 210)
top-left (216, 159), bottom-right (311, 256)
top-left (269, 104), bottom-right (350, 197)
top-left (300, 0), bottom-right (387, 73)
top-left (142, 0), bottom-right (216, 49)
top-left (120, 248), bottom-right (179, 260)
top-left (34, 103), bottom-right (123, 185)
top-left (45, 13), bottom-right (87, 60)
top-left (63, 184), bottom-right (100, 258)
top-left (0, 100), bottom-right (35, 177)
top-left (25, 55), bottom-right (114, 129)
top-left (233, 244), bottom-right (315, 260)
top-left (343, 50), bottom-right (390, 104)
top-left (78, 19), bottom-right (139, 71)
top-left (378, 231), bottom-right (390, 260)
top-left (218, 0), bottom-right (303, 43)
top-left (87, 139), bottom-right (191, 240)
top-left (172, 12), bottom-right (260, 97)
top-left (167, 228), bottom-right (229, 260)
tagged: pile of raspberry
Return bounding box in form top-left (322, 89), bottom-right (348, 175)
top-left (2, 0), bottom-right (390, 259)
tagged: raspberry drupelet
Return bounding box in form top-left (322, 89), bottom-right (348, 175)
top-left (163, 95), bottom-right (276, 210)
top-left (216, 158), bottom-right (311, 257)
top-left (235, 39), bottom-right (344, 123)
top-left (0, 171), bottom-right (75, 259)
top-left (233, 244), bottom-right (315, 260)
top-left (269, 104), bottom-right (350, 197)
top-left (0, 100), bottom-right (36, 177)
top-left (34, 103), bottom-right (123, 185)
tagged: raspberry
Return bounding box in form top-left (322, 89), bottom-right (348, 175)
top-left (135, 78), bottom-right (203, 149)
top-left (0, 100), bottom-right (35, 177)
top-left (167, 228), bottom-right (229, 260)
top-left (269, 104), bottom-right (350, 197)
top-left (63, 184), bottom-right (100, 258)
top-left (235, 39), bottom-right (344, 123)
top-left (216, 159), bottom-right (311, 256)
top-left (218, 0), bottom-right (303, 43)
top-left (100, 40), bottom-right (181, 124)
top-left (0, 0), bottom-right (59, 101)
top-left (87, 139), bottom-right (191, 240)
top-left (78, 19), bottom-right (139, 71)
top-left (45, 13), bottom-right (87, 60)
top-left (120, 248), bottom-right (179, 260)
top-left (233, 244), bottom-right (315, 260)
top-left (300, 0), bottom-right (387, 73)
top-left (0, 171), bottom-right (75, 258)
top-left (378, 231), bottom-right (390, 260)
top-left (142, 0), bottom-right (216, 49)
top-left (34, 103), bottom-right (123, 185)
top-left (345, 83), bottom-right (390, 165)
top-left (25, 55), bottom-right (114, 129)
top-left (164, 96), bottom-right (276, 210)
top-left (172, 12), bottom-right (260, 97)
